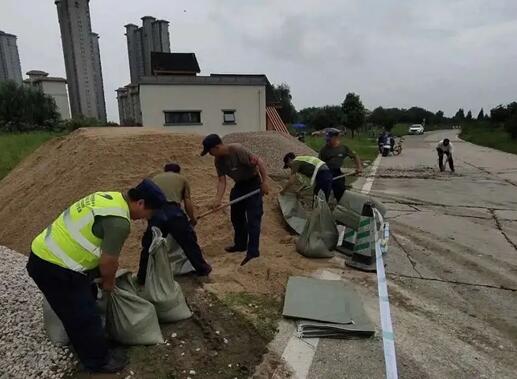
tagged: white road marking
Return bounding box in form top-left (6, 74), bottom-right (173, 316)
top-left (280, 157), bottom-right (383, 378)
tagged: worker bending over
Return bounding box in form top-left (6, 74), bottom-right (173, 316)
top-left (281, 153), bottom-right (333, 201)
top-left (436, 138), bottom-right (455, 172)
top-left (202, 134), bottom-right (269, 266)
top-left (137, 163), bottom-right (212, 284)
top-left (26, 180), bottom-right (166, 373)
top-left (319, 128), bottom-right (362, 201)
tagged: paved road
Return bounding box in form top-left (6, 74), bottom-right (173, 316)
top-left (273, 130), bottom-right (517, 378)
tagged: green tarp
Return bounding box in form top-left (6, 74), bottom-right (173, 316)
top-left (282, 276), bottom-right (374, 338)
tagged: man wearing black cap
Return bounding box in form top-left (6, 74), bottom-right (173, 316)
top-left (319, 128), bottom-right (362, 201)
top-left (281, 153), bottom-right (334, 201)
top-left (137, 163), bottom-right (212, 283)
top-left (201, 134), bottom-right (269, 266)
top-left (26, 179), bottom-right (165, 374)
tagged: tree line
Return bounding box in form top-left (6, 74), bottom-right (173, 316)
top-left (272, 83), bottom-right (517, 139)
top-left (0, 80), bottom-right (115, 133)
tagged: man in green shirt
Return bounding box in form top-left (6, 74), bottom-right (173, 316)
top-left (318, 129), bottom-right (362, 201)
top-left (201, 134), bottom-right (269, 266)
top-left (27, 180), bottom-right (166, 373)
top-left (137, 163), bottom-right (212, 283)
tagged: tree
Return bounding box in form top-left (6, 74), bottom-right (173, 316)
top-left (477, 108), bottom-right (484, 120)
top-left (466, 110), bottom-right (472, 121)
top-left (434, 110), bottom-right (445, 124)
top-left (369, 107), bottom-right (395, 130)
top-left (272, 83), bottom-right (297, 124)
top-left (454, 108), bottom-right (465, 121)
top-left (341, 92), bottom-right (365, 137)
top-left (0, 80), bottom-right (59, 132)
top-left (505, 114), bottom-right (517, 139)
top-left (490, 105), bottom-right (509, 123)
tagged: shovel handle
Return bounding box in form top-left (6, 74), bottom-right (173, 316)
top-left (198, 188), bottom-right (261, 219)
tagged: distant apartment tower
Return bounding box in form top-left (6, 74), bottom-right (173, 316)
top-left (24, 70), bottom-right (71, 120)
top-left (0, 31), bottom-right (23, 84)
top-left (55, 0), bottom-right (106, 122)
top-left (125, 17), bottom-right (171, 82)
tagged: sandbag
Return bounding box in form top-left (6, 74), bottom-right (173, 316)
top-left (334, 191), bottom-right (386, 229)
top-left (142, 227), bottom-right (192, 323)
top-left (167, 235), bottom-right (195, 276)
top-left (42, 298), bottom-right (69, 346)
top-left (105, 272), bottom-right (163, 345)
top-left (296, 192), bottom-right (338, 258)
top-left (278, 192), bottom-right (307, 235)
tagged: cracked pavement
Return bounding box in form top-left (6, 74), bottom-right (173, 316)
top-left (303, 130), bottom-right (517, 378)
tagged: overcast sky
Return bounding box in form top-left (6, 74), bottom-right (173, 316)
top-left (1, 0), bottom-right (516, 122)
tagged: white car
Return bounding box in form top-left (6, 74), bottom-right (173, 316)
top-left (408, 124), bottom-right (424, 135)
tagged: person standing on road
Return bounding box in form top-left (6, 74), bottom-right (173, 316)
top-left (26, 180), bottom-right (166, 373)
top-left (318, 129), bottom-right (362, 202)
top-left (137, 163), bottom-right (212, 284)
top-left (281, 153), bottom-right (334, 201)
top-left (436, 138), bottom-right (455, 172)
top-left (202, 134), bottom-right (269, 266)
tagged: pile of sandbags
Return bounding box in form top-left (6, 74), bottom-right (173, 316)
top-left (43, 228), bottom-right (192, 347)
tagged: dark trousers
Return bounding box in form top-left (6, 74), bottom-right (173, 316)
top-left (437, 148), bottom-right (454, 171)
top-left (230, 178), bottom-right (263, 256)
top-left (330, 168), bottom-right (346, 202)
top-left (26, 252), bottom-right (108, 370)
top-left (138, 203), bottom-right (211, 283)
top-left (314, 169), bottom-right (334, 201)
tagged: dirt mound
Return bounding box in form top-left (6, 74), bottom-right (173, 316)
top-left (0, 127), bottom-right (323, 297)
top-left (223, 131), bottom-right (316, 178)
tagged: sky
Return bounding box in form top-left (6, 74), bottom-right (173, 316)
top-left (1, 0), bottom-right (516, 122)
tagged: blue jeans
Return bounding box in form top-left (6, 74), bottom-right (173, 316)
top-left (230, 177), bottom-right (263, 256)
top-left (26, 252), bottom-right (108, 370)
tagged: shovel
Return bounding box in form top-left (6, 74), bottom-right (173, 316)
top-left (198, 188), bottom-right (261, 220)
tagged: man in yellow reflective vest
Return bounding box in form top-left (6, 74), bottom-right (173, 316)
top-left (26, 179), bottom-right (166, 373)
top-left (280, 153), bottom-right (334, 201)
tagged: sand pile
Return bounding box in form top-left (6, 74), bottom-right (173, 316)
top-left (0, 127), bottom-right (323, 297)
top-left (224, 131), bottom-right (316, 178)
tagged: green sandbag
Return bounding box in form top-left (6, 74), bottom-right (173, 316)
top-left (278, 192), bottom-right (307, 235)
top-left (142, 227), bottom-right (193, 323)
top-left (167, 235), bottom-right (195, 276)
top-left (296, 192), bottom-right (338, 258)
top-left (105, 272), bottom-right (164, 345)
top-left (334, 191), bottom-right (386, 229)
top-left (42, 298), bottom-right (69, 346)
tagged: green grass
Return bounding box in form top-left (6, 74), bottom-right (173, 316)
top-left (0, 131), bottom-right (62, 180)
top-left (460, 123), bottom-right (517, 155)
top-left (222, 292), bottom-right (282, 340)
top-left (304, 134), bottom-right (379, 165)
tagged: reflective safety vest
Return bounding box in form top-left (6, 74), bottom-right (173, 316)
top-left (31, 192), bottom-right (130, 272)
top-left (294, 156), bottom-right (326, 186)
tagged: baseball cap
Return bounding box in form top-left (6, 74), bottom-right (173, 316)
top-left (134, 179), bottom-right (166, 209)
top-left (326, 128), bottom-right (340, 138)
top-left (164, 163), bottom-right (181, 173)
top-left (283, 152), bottom-right (296, 169)
top-left (201, 134), bottom-right (223, 156)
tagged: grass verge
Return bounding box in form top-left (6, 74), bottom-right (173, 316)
top-left (460, 123), bottom-right (517, 155)
top-left (222, 292), bottom-right (282, 341)
top-left (304, 134), bottom-right (379, 166)
top-left (0, 131), bottom-right (62, 180)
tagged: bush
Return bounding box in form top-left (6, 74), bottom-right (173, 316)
top-left (58, 116), bottom-right (117, 132)
top-left (505, 115), bottom-right (517, 139)
top-left (0, 81), bottom-right (60, 132)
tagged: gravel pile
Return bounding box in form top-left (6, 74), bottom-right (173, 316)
top-left (0, 247), bottom-right (76, 378)
top-left (223, 131), bottom-right (316, 178)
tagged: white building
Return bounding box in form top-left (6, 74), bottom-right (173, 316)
top-left (116, 53), bottom-right (287, 135)
top-left (24, 70), bottom-right (71, 120)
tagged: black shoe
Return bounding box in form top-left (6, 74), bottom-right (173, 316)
top-left (89, 352), bottom-right (128, 373)
top-left (225, 245), bottom-right (246, 253)
top-left (240, 253), bottom-right (259, 266)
